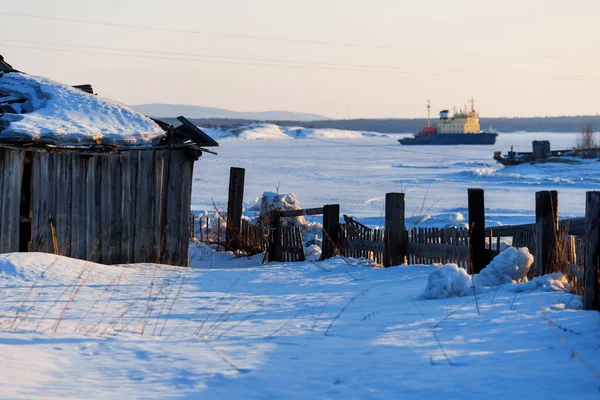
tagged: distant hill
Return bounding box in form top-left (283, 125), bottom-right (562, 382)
top-left (157, 115), bottom-right (600, 134)
top-left (131, 104), bottom-right (329, 122)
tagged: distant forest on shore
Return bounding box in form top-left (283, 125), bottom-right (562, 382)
top-left (164, 115), bottom-right (600, 134)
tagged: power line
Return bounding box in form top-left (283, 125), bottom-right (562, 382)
top-left (0, 11), bottom-right (590, 62)
top-left (4, 38), bottom-right (599, 80)
top-left (3, 41), bottom-right (600, 81)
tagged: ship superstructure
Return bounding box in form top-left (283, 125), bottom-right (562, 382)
top-left (437, 98), bottom-right (480, 134)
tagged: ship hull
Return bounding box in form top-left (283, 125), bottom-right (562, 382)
top-left (398, 133), bottom-right (498, 145)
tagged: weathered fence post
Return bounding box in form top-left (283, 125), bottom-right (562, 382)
top-left (535, 190), bottom-right (558, 276)
top-left (584, 191), bottom-right (600, 310)
top-left (384, 193), bottom-right (406, 267)
top-left (268, 211), bottom-right (282, 262)
top-left (468, 188), bottom-right (487, 273)
top-left (226, 167), bottom-right (245, 251)
top-left (321, 204), bottom-right (340, 260)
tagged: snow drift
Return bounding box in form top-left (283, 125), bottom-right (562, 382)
top-left (422, 247), bottom-right (537, 299)
top-left (202, 123), bottom-right (388, 141)
top-left (474, 246), bottom-right (534, 286)
top-left (421, 264), bottom-right (472, 299)
top-left (0, 72), bottom-right (165, 146)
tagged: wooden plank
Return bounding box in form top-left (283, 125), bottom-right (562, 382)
top-left (110, 155), bottom-right (123, 264)
top-left (134, 150), bottom-right (153, 262)
top-left (535, 190), bottom-right (558, 276)
top-left (584, 191), bottom-right (600, 310)
top-left (31, 152), bottom-right (51, 252)
top-left (178, 154), bottom-right (194, 266)
top-left (340, 238), bottom-right (385, 252)
top-left (406, 242), bottom-right (471, 261)
top-left (87, 155), bottom-right (101, 261)
top-left (28, 150), bottom-right (38, 252)
top-left (52, 154), bottom-right (65, 256)
top-left (120, 152), bottom-right (134, 262)
top-left (151, 150), bottom-right (165, 263)
top-left (128, 151), bottom-right (140, 261)
top-left (64, 154), bottom-right (73, 257)
top-left (69, 154), bottom-right (84, 259)
top-left (0, 149), bottom-right (23, 252)
top-left (296, 227), bottom-right (306, 262)
top-left (0, 149), bottom-right (8, 251)
top-left (279, 207), bottom-right (324, 218)
top-left (162, 149), bottom-right (192, 266)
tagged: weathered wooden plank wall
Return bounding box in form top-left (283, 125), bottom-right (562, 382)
top-left (0, 148), bottom-right (24, 253)
top-left (23, 148), bottom-right (194, 266)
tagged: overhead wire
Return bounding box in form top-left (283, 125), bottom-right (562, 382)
top-left (1, 40), bottom-right (600, 81)
top-left (2, 38), bottom-right (600, 80)
top-left (0, 11), bottom-right (595, 62)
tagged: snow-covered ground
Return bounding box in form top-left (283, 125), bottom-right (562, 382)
top-left (1, 250), bottom-right (599, 399)
top-left (2, 127), bottom-right (600, 398)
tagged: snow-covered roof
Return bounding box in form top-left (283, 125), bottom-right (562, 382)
top-left (0, 70), bottom-right (166, 148)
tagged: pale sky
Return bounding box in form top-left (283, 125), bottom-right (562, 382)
top-left (1, 0), bottom-right (599, 119)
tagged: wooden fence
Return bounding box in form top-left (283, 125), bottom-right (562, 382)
top-left (339, 217), bottom-right (473, 268)
top-left (194, 167), bottom-right (600, 312)
top-left (189, 214), bottom-right (268, 255)
top-left (407, 227), bottom-right (472, 268)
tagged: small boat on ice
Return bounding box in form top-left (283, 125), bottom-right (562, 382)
top-left (493, 140), bottom-right (600, 166)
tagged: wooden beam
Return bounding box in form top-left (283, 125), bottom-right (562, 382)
top-left (468, 188), bottom-right (488, 273)
top-left (279, 207), bottom-right (324, 218)
top-left (584, 191), bottom-right (600, 310)
top-left (268, 211), bottom-right (282, 262)
top-left (384, 193), bottom-right (406, 267)
top-left (225, 167), bottom-right (245, 251)
top-left (321, 204), bottom-right (340, 260)
top-left (484, 218), bottom-right (583, 237)
top-left (535, 190), bottom-right (558, 276)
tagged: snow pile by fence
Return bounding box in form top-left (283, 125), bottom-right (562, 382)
top-left (422, 247), bottom-right (537, 299)
top-left (0, 73), bottom-right (164, 146)
top-left (248, 192), bottom-right (323, 246)
top-left (421, 264), bottom-right (471, 299)
top-left (474, 247), bottom-right (534, 286)
top-left (511, 273), bottom-right (570, 293)
top-left (252, 192), bottom-right (307, 227)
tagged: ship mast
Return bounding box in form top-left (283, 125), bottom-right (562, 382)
top-left (427, 99), bottom-right (431, 127)
top-left (470, 97), bottom-right (475, 112)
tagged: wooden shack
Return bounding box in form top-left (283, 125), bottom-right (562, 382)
top-left (0, 60), bottom-right (217, 266)
top-left (532, 140), bottom-right (551, 159)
